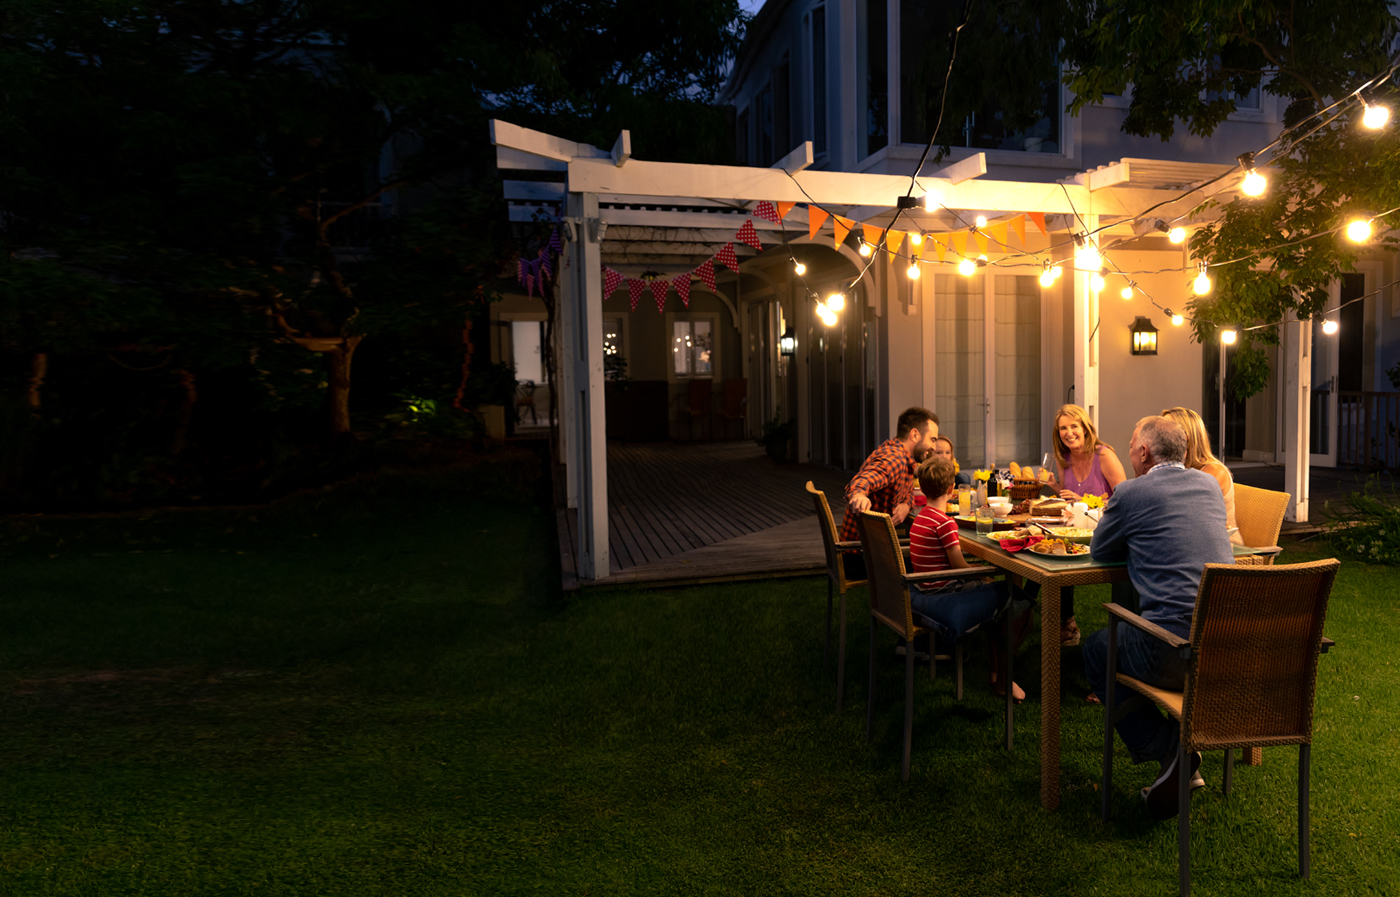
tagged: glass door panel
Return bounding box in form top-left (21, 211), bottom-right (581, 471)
top-left (935, 273), bottom-right (986, 466)
top-left (994, 276), bottom-right (1041, 467)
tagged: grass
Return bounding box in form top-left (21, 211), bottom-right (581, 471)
top-left (1, 462), bottom-right (1398, 896)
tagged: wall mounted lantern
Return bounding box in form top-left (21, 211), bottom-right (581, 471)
top-left (1130, 316), bottom-right (1159, 355)
top-left (780, 326), bottom-right (796, 356)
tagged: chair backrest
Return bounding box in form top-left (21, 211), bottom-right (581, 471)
top-left (1181, 558), bottom-right (1340, 753)
top-left (516, 380), bottom-right (536, 400)
top-left (686, 378), bottom-right (711, 414)
top-left (1233, 483), bottom-right (1289, 550)
top-left (722, 379), bottom-right (747, 418)
top-left (806, 481), bottom-right (848, 587)
top-left (856, 510), bottom-right (914, 638)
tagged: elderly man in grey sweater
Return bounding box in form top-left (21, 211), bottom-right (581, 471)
top-left (1083, 414), bottom-right (1234, 821)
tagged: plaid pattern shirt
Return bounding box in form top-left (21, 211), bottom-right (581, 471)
top-left (840, 438), bottom-right (917, 544)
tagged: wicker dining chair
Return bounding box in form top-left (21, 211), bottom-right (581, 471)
top-left (1233, 483), bottom-right (1290, 567)
top-left (1100, 558), bottom-right (1340, 897)
top-left (857, 510), bottom-right (1015, 781)
top-left (807, 481), bottom-right (866, 713)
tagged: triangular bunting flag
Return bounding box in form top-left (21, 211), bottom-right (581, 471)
top-left (538, 249), bottom-right (552, 278)
top-left (525, 273), bottom-right (535, 297)
top-left (776, 201), bottom-right (796, 220)
top-left (808, 206), bottom-right (829, 240)
top-left (650, 279), bottom-right (669, 313)
top-left (673, 275), bottom-right (691, 307)
top-left (517, 258), bottom-right (525, 283)
top-left (832, 217), bottom-right (852, 249)
top-left (627, 278), bottom-right (645, 311)
top-left (990, 222), bottom-right (1008, 249)
top-left (754, 201), bottom-right (781, 223)
top-left (549, 227), bottom-right (563, 252)
top-left (736, 219), bottom-right (763, 250)
top-left (974, 229), bottom-right (988, 252)
top-left (603, 267), bottom-right (624, 297)
top-left (886, 230), bottom-right (905, 254)
top-left (862, 223), bottom-right (883, 249)
top-left (1028, 212), bottom-right (1048, 235)
top-left (951, 231), bottom-right (967, 257)
top-left (932, 238), bottom-right (947, 262)
top-left (1011, 214), bottom-right (1026, 246)
top-left (715, 242), bottom-right (740, 272)
top-left (695, 259), bottom-right (717, 291)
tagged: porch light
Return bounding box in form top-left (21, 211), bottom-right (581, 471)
top-left (1238, 152), bottom-right (1266, 197)
top-left (1129, 316), bottom-right (1159, 355)
top-left (826, 292), bottom-right (846, 312)
top-left (1220, 327), bottom-right (1238, 345)
top-left (780, 326), bottom-right (796, 356)
top-left (958, 257), bottom-right (976, 276)
top-left (1362, 100), bottom-right (1390, 129)
top-left (1193, 264), bottom-right (1212, 295)
top-left (1322, 318), bottom-right (1340, 335)
top-left (1346, 218), bottom-right (1373, 242)
top-left (793, 260), bottom-right (807, 275)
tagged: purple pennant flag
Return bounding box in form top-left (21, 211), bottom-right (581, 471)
top-left (525, 272), bottom-right (535, 297)
top-left (538, 249), bottom-right (552, 278)
top-left (549, 226), bottom-right (563, 253)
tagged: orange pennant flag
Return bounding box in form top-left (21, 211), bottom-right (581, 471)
top-left (990, 222), bottom-right (1008, 248)
top-left (808, 206), bottom-right (829, 241)
top-left (1028, 212), bottom-right (1048, 235)
top-left (1010, 214), bottom-right (1027, 246)
top-left (776, 201), bottom-right (796, 220)
top-left (932, 238), bottom-right (946, 262)
top-left (862, 223), bottom-right (883, 248)
top-left (832, 216), bottom-right (852, 249)
top-left (974, 230), bottom-right (989, 252)
top-left (886, 230), bottom-right (905, 254)
top-left (951, 231), bottom-right (967, 257)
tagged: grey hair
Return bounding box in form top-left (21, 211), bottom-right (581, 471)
top-left (1135, 415), bottom-right (1188, 464)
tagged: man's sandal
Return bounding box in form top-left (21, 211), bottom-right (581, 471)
top-left (1060, 618), bottom-right (1081, 647)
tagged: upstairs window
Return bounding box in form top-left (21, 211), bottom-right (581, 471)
top-left (810, 6), bottom-right (827, 156)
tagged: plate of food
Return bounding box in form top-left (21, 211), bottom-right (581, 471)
top-left (1028, 539), bottom-right (1091, 558)
top-left (1044, 526), bottom-right (1094, 544)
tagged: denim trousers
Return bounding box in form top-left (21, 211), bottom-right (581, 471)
top-left (1082, 621), bottom-right (1190, 765)
top-left (910, 580), bottom-right (1010, 642)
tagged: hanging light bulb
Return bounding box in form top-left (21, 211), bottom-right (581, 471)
top-left (1362, 101), bottom-right (1390, 130)
top-left (1075, 244), bottom-right (1101, 272)
top-left (826, 292), bottom-right (846, 312)
top-left (1038, 263), bottom-right (1055, 288)
top-left (923, 191), bottom-right (942, 212)
top-left (1120, 283), bottom-right (1134, 300)
top-left (816, 303), bottom-right (837, 326)
top-left (858, 239), bottom-right (872, 257)
top-left (909, 232), bottom-right (923, 246)
top-left (1090, 271), bottom-right (1105, 292)
top-left (1051, 265), bottom-right (1063, 280)
top-left (1169, 312), bottom-right (1184, 326)
top-left (1220, 327), bottom-right (1238, 345)
top-left (1168, 226), bottom-right (1187, 244)
top-left (1238, 152), bottom-right (1266, 197)
top-left (1193, 264), bottom-right (1212, 296)
top-left (793, 260), bottom-right (807, 276)
top-left (1347, 218), bottom-right (1374, 243)
top-left (1322, 318), bottom-right (1339, 335)
top-left (975, 215), bottom-right (987, 228)
top-left (958, 257), bottom-right (976, 276)
top-left (906, 262), bottom-right (920, 279)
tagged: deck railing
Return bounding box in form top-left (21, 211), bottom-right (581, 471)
top-left (1338, 391), bottom-right (1400, 470)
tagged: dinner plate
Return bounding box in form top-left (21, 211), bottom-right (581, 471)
top-left (1028, 543), bottom-right (1091, 559)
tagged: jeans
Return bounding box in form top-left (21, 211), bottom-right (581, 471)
top-left (910, 580), bottom-right (1011, 642)
top-left (1083, 621), bottom-right (1190, 765)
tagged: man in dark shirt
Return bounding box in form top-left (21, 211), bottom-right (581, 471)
top-left (1085, 414), bottom-right (1234, 821)
top-left (840, 406), bottom-right (939, 580)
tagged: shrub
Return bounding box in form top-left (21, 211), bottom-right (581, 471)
top-left (1326, 477), bottom-right (1400, 563)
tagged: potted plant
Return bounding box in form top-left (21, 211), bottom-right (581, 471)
top-left (757, 413), bottom-right (794, 463)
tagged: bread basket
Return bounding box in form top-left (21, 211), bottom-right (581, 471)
top-left (1007, 481), bottom-right (1047, 502)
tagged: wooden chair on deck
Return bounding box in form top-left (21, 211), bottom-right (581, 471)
top-left (1233, 483), bottom-right (1290, 566)
top-left (721, 378), bottom-right (747, 439)
top-left (858, 510), bottom-right (1015, 781)
top-left (1100, 558), bottom-right (1339, 897)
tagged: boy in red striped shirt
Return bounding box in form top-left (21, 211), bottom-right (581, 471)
top-left (909, 457), bottom-right (1031, 702)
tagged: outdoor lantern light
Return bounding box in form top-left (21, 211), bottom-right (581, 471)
top-left (793, 260), bottom-right (807, 275)
top-left (1220, 327), bottom-right (1238, 345)
top-left (826, 292), bottom-right (846, 312)
top-left (1363, 101), bottom-right (1391, 129)
top-left (780, 327), bottom-right (796, 356)
top-left (1322, 318), bottom-right (1340, 335)
top-left (1129, 316), bottom-right (1159, 355)
top-left (1347, 218), bottom-right (1373, 242)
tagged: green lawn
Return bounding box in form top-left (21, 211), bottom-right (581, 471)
top-left (2, 465), bottom-right (1397, 896)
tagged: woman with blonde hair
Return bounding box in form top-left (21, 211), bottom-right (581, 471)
top-left (1161, 406), bottom-right (1243, 545)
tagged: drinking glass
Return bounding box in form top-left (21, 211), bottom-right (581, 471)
top-left (976, 505), bottom-right (995, 535)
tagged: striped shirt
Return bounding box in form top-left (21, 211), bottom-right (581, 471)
top-left (840, 437), bottom-right (917, 544)
top-left (909, 507), bottom-right (961, 581)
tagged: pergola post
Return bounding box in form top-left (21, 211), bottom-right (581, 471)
top-left (1283, 310), bottom-right (1311, 522)
top-left (564, 190), bottom-right (610, 579)
top-left (1073, 217), bottom-right (1101, 428)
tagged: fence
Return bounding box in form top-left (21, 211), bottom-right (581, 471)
top-left (1338, 391), bottom-right (1400, 470)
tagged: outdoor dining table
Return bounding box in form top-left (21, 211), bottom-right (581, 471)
top-left (956, 524), bottom-right (1274, 811)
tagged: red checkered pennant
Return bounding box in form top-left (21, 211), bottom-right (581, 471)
top-left (650, 279), bottom-right (669, 313)
top-left (754, 201), bottom-right (781, 223)
top-left (626, 278), bottom-right (645, 310)
top-left (715, 242), bottom-right (740, 272)
top-left (695, 259), bottom-right (717, 291)
top-left (735, 219), bottom-right (763, 251)
top-left (672, 274), bottom-right (692, 307)
top-left (603, 266), bottom-right (624, 297)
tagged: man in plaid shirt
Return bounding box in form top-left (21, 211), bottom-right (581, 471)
top-left (840, 407), bottom-right (940, 578)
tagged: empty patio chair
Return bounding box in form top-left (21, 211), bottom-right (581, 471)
top-left (1100, 558), bottom-right (1339, 897)
top-left (858, 510), bottom-right (1014, 781)
top-left (1233, 483), bottom-right (1290, 566)
top-left (721, 378), bottom-right (747, 439)
top-left (807, 481), bottom-right (865, 713)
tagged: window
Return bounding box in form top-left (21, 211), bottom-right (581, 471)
top-left (756, 84), bottom-right (774, 166)
top-left (511, 321), bottom-right (546, 383)
top-left (773, 58), bottom-right (791, 162)
top-left (604, 316), bottom-right (627, 382)
top-left (672, 319), bottom-right (714, 377)
top-left (857, 0), bottom-right (888, 158)
top-left (810, 6), bottom-right (827, 156)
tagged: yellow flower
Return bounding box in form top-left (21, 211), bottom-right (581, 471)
top-left (1082, 494), bottom-right (1105, 509)
top-left (973, 469), bottom-right (992, 482)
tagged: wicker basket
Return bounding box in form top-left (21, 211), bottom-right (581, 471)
top-left (1007, 481), bottom-right (1047, 502)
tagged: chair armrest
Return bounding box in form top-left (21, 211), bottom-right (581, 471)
top-left (834, 540), bottom-right (861, 551)
top-left (903, 566), bottom-right (997, 585)
top-left (1250, 545), bottom-right (1284, 558)
top-left (1102, 602), bottom-right (1189, 650)
top-left (1321, 636), bottom-right (1335, 654)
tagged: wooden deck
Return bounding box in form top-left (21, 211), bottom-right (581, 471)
top-left (557, 441), bottom-right (851, 590)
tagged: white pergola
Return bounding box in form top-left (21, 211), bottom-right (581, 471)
top-left (491, 120), bottom-right (1314, 581)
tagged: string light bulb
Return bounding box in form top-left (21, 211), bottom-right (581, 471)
top-left (1322, 318), bottom-right (1339, 335)
top-left (923, 191), bottom-right (941, 212)
top-left (826, 292), bottom-right (846, 312)
top-left (1121, 283), bottom-right (1134, 300)
top-left (1193, 264), bottom-right (1213, 296)
top-left (906, 262), bottom-right (920, 279)
top-left (1038, 263), bottom-right (1055, 288)
top-left (1090, 271), bottom-right (1106, 292)
top-left (1167, 310), bottom-right (1184, 326)
top-left (909, 232), bottom-right (923, 246)
top-left (1168, 226), bottom-right (1187, 244)
top-left (1362, 101), bottom-right (1390, 130)
top-left (1346, 218), bottom-right (1374, 243)
top-left (793, 261), bottom-right (806, 276)
top-left (958, 257), bottom-right (976, 276)
top-left (816, 303), bottom-right (837, 326)
top-left (975, 215), bottom-right (987, 228)
top-left (1075, 244), bottom-right (1101, 272)
top-left (858, 239), bottom-right (872, 257)
top-left (1238, 152), bottom-right (1267, 197)
top-left (1051, 265), bottom-right (1063, 280)
top-left (1220, 327), bottom-right (1238, 345)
